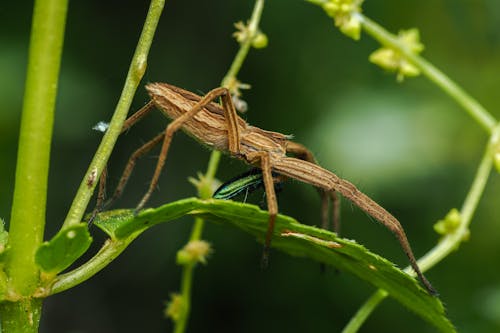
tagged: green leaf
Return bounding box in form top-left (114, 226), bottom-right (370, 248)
top-left (93, 198), bottom-right (200, 239)
top-left (93, 198), bottom-right (454, 332)
top-left (35, 223), bottom-right (92, 275)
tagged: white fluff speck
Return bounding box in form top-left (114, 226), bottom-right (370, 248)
top-left (92, 121), bottom-right (109, 133)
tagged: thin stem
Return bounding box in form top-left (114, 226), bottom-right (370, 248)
top-left (342, 290), bottom-right (387, 333)
top-left (48, 234), bottom-right (141, 295)
top-left (413, 137), bottom-right (495, 271)
top-left (358, 14), bottom-right (497, 133)
top-left (221, 0), bottom-right (265, 88)
top-left (205, 149), bottom-right (223, 181)
top-left (41, 0), bottom-right (166, 298)
top-left (344, 138), bottom-right (495, 331)
top-left (172, 1), bottom-right (266, 332)
top-left (7, 0), bottom-right (68, 299)
top-left (338, 14), bottom-right (499, 332)
top-left (62, 0), bottom-right (165, 228)
top-left (189, 218), bottom-right (205, 242)
top-left (173, 265), bottom-right (193, 333)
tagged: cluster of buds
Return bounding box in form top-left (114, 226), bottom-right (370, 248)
top-left (433, 208), bottom-right (466, 240)
top-left (310, 1), bottom-right (426, 82)
top-left (164, 293), bottom-right (184, 321)
top-left (316, 0), bottom-right (364, 40)
top-left (233, 21), bottom-right (268, 49)
top-left (176, 240), bottom-right (213, 266)
top-left (369, 28), bottom-right (424, 82)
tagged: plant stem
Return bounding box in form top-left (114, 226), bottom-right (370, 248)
top-left (221, 0), bottom-right (265, 88)
top-left (0, 299), bottom-right (43, 333)
top-left (7, 0), bottom-right (68, 297)
top-left (173, 264), bottom-right (193, 333)
top-left (343, 136), bottom-right (495, 332)
top-left (172, 1), bottom-right (266, 332)
top-left (3, 0), bottom-right (68, 330)
top-left (357, 12), bottom-right (498, 272)
top-left (342, 290), bottom-right (387, 333)
top-left (48, 233), bottom-right (141, 295)
top-left (414, 140), bottom-right (495, 271)
top-left (62, 0), bottom-right (165, 228)
top-left (358, 14), bottom-right (497, 134)
top-left (337, 14), bottom-right (499, 332)
top-left (39, 0), bottom-right (166, 299)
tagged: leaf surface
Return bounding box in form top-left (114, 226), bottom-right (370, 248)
top-left (93, 198), bottom-right (454, 332)
top-left (35, 224), bottom-right (92, 275)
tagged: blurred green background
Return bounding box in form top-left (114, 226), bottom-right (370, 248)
top-left (2, 0), bottom-right (500, 332)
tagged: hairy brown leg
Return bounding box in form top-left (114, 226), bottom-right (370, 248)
top-left (136, 87), bottom-right (241, 210)
top-left (217, 88), bottom-right (241, 154)
top-left (320, 191), bottom-right (329, 230)
top-left (96, 166), bottom-right (108, 210)
top-left (86, 102), bottom-right (157, 223)
top-left (246, 152), bottom-right (278, 268)
top-left (107, 132), bottom-right (165, 207)
top-left (285, 141), bottom-right (340, 234)
top-left (284, 141), bottom-right (341, 274)
top-left (271, 156), bottom-right (436, 295)
top-left (100, 87), bottom-right (241, 212)
top-left (87, 166), bottom-right (108, 225)
top-left (330, 191), bottom-right (340, 234)
top-left (121, 101), bottom-right (156, 133)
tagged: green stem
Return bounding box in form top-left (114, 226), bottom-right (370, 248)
top-left (8, 0), bottom-right (68, 297)
top-left (48, 233), bottom-right (142, 295)
top-left (359, 14), bottom-right (497, 133)
top-left (189, 218), bottom-right (205, 242)
top-left (62, 0), bottom-right (165, 228)
top-left (342, 290), bottom-right (387, 333)
top-left (344, 137), bottom-right (495, 331)
top-left (38, 0), bottom-right (166, 299)
top-left (413, 137), bottom-right (495, 271)
top-left (0, 299), bottom-right (43, 333)
top-left (3, 0), bottom-right (68, 330)
top-left (221, 0), bottom-right (265, 88)
top-left (173, 265), bottom-right (193, 333)
top-left (205, 149), bottom-right (223, 181)
top-left (172, 1), bottom-right (266, 332)
top-left (338, 14), bottom-right (499, 332)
